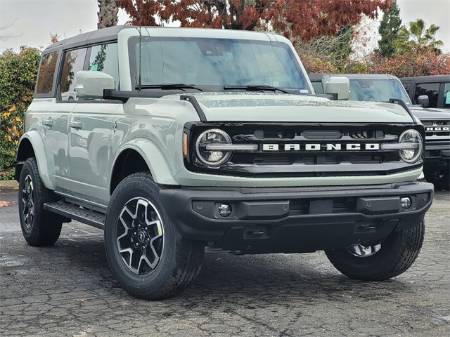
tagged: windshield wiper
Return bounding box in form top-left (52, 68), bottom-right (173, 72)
top-left (224, 85), bottom-right (289, 94)
top-left (136, 84), bottom-right (203, 91)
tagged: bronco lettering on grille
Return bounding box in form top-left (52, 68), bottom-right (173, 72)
top-left (262, 143), bottom-right (381, 152)
top-left (426, 127), bottom-right (450, 132)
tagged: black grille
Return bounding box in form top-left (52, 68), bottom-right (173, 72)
top-left (422, 120), bottom-right (450, 138)
top-left (185, 123), bottom-right (423, 177)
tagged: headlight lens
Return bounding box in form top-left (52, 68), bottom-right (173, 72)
top-left (195, 129), bottom-right (232, 166)
top-left (398, 129), bottom-right (423, 163)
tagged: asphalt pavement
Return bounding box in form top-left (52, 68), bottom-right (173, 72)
top-left (1, 189), bottom-right (449, 337)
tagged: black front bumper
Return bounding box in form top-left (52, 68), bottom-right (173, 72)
top-left (424, 141), bottom-right (450, 177)
top-left (425, 140), bottom-right (450, 160)
top-left (159, 182), bottom-right (433, 253)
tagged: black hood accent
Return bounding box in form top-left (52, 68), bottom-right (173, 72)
top-left (409, 105), bottom-right (450, 120)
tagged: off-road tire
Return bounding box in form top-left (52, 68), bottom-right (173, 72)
top-left (325, 220), bottom-right (425, 281)
top-left (104, 173), bottom-right (204, 300)
top-left (431, 171), bottom-right (450, 191)
top-left (18, 158), bottom-right (63, 246)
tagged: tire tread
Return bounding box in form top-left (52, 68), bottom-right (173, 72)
top-left (19, 158), bottom-right (62, 246)
top-left (326, 220), bottom-right (425, 281)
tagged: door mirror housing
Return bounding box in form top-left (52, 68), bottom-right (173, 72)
top-left (417, 95), bottom-right (430, 108)
top-left (74, 71), bottom-right (115, 99)
top-left (323, 76), bottom-right (350, 100)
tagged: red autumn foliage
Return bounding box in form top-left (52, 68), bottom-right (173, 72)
top-left (299, 52), bottom-right (338, 73)
top-left (116, 0), bottom-right (164, 25)
top-left (271, 0), bottom-right (391, 41)
top-left (369, 48), bottom-right (450, 78)
top-left (118, 0), bottom-right (392, 41)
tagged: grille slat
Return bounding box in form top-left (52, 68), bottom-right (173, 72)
top-left (423, 120), bottom-right (450, 138)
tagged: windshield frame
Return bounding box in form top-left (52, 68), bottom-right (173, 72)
top-left (127, 36), bottom-right (311, 95)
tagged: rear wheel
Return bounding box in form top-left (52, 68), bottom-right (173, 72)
top-left (325, 220), bottom-right (425, 281)
top-left (104, 173), bottom-right (204, 300)
top-left (18, 158), bottom-right (63, 246)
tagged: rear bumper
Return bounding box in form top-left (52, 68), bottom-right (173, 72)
top-left (159, 182), bottom-right (434, 253)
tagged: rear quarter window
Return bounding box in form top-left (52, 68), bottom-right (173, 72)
top-left (35, 51), bottom-right (59, 96)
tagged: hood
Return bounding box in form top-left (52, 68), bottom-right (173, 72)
top-left (408, 104), bottom-right (450, 121)
top-left (179, 93), bottom-right (415, 123)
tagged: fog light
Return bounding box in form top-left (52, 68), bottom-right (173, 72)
top-left (401, 197), bottom-right (412, 209)
top-left (218, 204), bottom-right (232, 217)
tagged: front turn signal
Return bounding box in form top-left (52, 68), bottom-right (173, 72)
top-left (183, 132), bottom-right (189, 159)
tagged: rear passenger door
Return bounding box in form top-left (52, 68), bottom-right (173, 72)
top-left (32, 51), bottom-right (69, 188)
top-left (68, 42), bottom-right (122, 205)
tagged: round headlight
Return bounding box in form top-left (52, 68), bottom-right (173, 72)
top-left (195, 129), bottom-right (232, 166)
top-left (398, 129), bottom-right (423, 163)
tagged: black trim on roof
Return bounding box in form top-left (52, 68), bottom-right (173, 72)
top-left (308, 73), bottom-right (400, 81)
top-left (43, 25), bottom-right (127, 53)
top-left (401, 75), bottom-right (450, 83)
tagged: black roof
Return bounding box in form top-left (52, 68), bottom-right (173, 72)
top-left (401, 75), bottom-right (450, 83)
top-left (308, 73), bottom-right (399, 81)
top-left (44, 25), bottom-right (127, 53)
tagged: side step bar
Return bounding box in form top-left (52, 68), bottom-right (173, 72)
top-left (44, 200), bottom-right (105, 230)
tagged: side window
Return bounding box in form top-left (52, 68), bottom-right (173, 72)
top-left (59, 48), bottom-right (87, 102)
top-left (402, 82), bottom-right (412, 95)
top-left (414, 82), bottom-right (439, 107)
top-left (444, 83), bottom-right (450, 108)
top-left (35, 51), bottom-right (58, 96)
top-left (89, 43), bottom-right (119, 89)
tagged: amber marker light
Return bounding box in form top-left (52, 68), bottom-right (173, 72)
top-left (183, 132), bottom-right (189, 159)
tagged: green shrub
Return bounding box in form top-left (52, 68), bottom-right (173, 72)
top-left (0, 47), bottom-right (40, 179)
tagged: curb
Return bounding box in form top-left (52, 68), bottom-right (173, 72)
top-left (0, 180), bottom-right (19, 191)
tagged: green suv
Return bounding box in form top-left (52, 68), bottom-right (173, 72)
top-left (16, 27), bottom-right (433, 300)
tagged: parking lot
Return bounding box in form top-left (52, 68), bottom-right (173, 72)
top-left (0, 189), bottom-right (449, 337)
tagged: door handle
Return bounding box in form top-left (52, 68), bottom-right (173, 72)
top-left (69, 121), bottom-right (83, 129)
top-left (42, 118), bottom-right (53, 127)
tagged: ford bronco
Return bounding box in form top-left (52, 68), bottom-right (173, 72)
top-left (310, 73), bottom-right (450, 189)
top-left (401, 75), bottom-right (450, 109)
top-left (16, 27), bottom-right (433, 300)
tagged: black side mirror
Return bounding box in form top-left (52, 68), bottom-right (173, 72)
top-left (417, 95), bottom-right (430, 108)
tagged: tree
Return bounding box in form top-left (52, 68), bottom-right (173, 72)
top-left (0, 48), bottom-right (41, 176)
top-left (117, 0), bottom-right (166, 26)
top-left (395, 19), bottom-right (443, 53)
top-left (296, 26), bottom-right (354, 72)
top-left (369, 48), bottom-right (450, 77)
top-left (272, 0), bottom-right (392, 42)
top-left (50, 34), bottom-right (59, 43)
top-left (118, 0), bottom-right (392, 42)
top-left (98, 0), bottom-right (119, 28)
top-left (377, 1), bottom-right (402, 57)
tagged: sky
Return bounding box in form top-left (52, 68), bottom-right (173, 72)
top-left (0, 0), bottom-right (449, 53)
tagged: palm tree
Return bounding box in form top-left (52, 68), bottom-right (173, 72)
top-left (400, 19), bottom-right (443, 51)
top-left (98, 0), bottom-right (118, 29)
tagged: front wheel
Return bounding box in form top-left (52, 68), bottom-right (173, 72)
top-left (325, 220), bottom-right (425, 281)
top-left (430, 171), bottom-right (450, 191)
top-left (104, 173), bottom-right (204, 300)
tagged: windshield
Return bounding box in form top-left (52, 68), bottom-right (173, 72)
top-left (129, 37), bottom-right (309, 93)
top-left (349, 78), bottom-right (412, 104)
